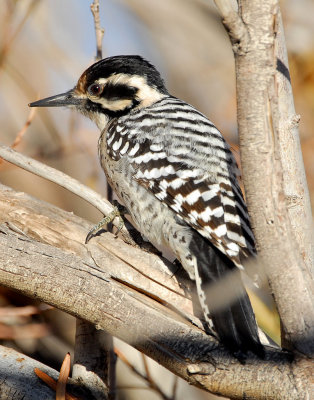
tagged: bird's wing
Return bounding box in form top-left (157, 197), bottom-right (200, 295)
top-left (106, 98), bottom-right (256, 267)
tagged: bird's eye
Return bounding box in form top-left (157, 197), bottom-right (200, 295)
top-left (88, 83), bottom-right (103, 96)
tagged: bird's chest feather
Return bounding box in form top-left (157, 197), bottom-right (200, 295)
top-left (98, 119), bottom-right (138, 186)
top-left (97, 122), bottom-right (178, 248)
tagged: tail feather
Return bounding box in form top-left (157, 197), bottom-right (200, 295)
top-left (212, 293), bottom-right (264, 357)
top-left (190, 234), bottom-right (264, 357)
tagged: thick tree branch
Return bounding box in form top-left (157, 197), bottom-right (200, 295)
top-left (215, 0), bottom-right (314, 356)
top-left (0, 345), bottom-right (101, 400)
top-left (0, 185), bottom-right (312, 399)
top-left (274, 10), bottom-right (314, 278)
top-left (0, 345), bottom-right (60, 400)
top-left (73, 320), bottom-right (112, 400)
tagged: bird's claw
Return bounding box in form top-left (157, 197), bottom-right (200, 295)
top-left (85, 201), bottom-right (126, 244)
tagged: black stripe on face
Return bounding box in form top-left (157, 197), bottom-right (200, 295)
top-left (102, 83), bottom-right (138, 101)
top-left (83, 83), bottom-right (140, 118)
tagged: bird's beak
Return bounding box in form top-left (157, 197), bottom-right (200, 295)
top-left (29, 89), bottom-right (84, 108)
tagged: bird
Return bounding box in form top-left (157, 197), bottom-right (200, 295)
top-left (29, 55), bottom-right (264, 357)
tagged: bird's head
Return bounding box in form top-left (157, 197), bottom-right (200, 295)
top-left (29, 55), bottom-right (168, 129)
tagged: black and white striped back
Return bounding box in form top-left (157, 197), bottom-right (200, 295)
top-left (105, 96), bottom-right (256, 269)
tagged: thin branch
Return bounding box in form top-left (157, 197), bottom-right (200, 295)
top-left (116, 385), bottom-right (156, 391)
top-left (6, 62), bottom-right (64, 147)
top-left (12, 107), bottom-right (37, 148)
top-left (90, 0), bottom-right (105, 61)
top-left (116, 349), bottom-right (172, 400)
top-left (213, 0), bottom-right (249, 52)
top-left (0, 108), bottom-right (37, 166)
top-left (141, 354), bottom-right (152, 383)
top-left (73, 4), bottom-right (111, 395)
top-left (90, 0), bottom-right (111, 207)
top-left (0, 145), bottom-right (135, 245)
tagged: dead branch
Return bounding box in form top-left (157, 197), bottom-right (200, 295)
top-left (90, 0), bottom-right (105, 61)
top-left (0, 345), bottom-right (60, 400)
top-left (0, 184), bottom-right (312, 399)
top-left (73, 320), bottom-right (111, 399)
top-left (12, 107), bottom-right (37, 149)
top-left (0, 145), bottom-right (135, 245)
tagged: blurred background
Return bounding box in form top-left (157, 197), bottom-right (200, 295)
top-left (0, 0), bottom-right (313, 399)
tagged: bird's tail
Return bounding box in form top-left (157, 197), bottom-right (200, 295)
top-left (189, 235), bottom-right (264, 357)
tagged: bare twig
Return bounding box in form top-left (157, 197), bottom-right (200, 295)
top-left (0, 108), bottom-right (37, 166)
top-left (73, 0), bottom-right (111, 376)
top-left (12, 107), bottom-right (37, 148)
top-left (116, 385), bottom-right (155, 391)
top-left (90, 0), bottom-right (111, 207)
top-left (6, 63), bottom-right (64, 148)
top-left (141, 354), bottom-right (152, 383)
top-left (116, 349), bottom-right (172, 400)
top-left (0, 145), bottom-right (135, 245)
top-left (90, 0), bottom-right (105, 61)
top-left (213, 0), bottom-right (248, 51)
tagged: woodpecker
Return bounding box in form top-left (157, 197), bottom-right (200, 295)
top-left (30, 55), bottom-right (264, 356)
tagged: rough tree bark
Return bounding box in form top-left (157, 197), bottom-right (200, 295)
top-left (0, 184), bottom-right (312, 400)
top-left (214, 0), bottom-right (314, 356)
top-left (72, 320), bottom-right (113, 400)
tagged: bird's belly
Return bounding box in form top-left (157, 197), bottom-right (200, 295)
top-left (101, 157), bottom-right (172, 249)
top-left (122, 183), bottom-right (171, 247)
top-left (98, 140), bottom-right (195, 279)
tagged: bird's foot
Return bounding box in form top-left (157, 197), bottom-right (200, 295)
top-left (85, 201), bottom-right (126, 244)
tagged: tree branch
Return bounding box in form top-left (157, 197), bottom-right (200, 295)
top-left (0, 145), bottom-right (135, 246)
top-left (0, 345), bottom-right (60, 400)
top-left (274, 10), bottom-right (314, 279)
top-left (73, 320), bottom-right (111, 399)
top-left (0, 184), bottom-right (312, 399)
top-left (90, 0), bottom-right (105, 62)
top-left (215, 0), bottom-right (314, 356)
top-left (85, 4), bottom-right (112, 396)
top-left (0, 345), bottom-right (102, 400)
